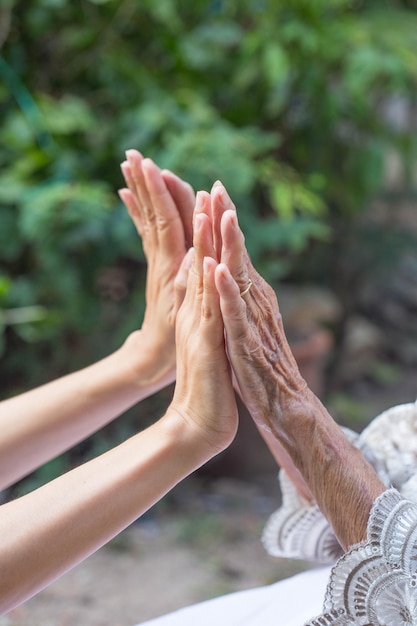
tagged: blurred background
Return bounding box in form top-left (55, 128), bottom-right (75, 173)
top-left (1, 0), bottom-right (417, 622)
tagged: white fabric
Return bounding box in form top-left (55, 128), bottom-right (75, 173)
top-left (262, 469), bottom-right (343, 564)
top-left (136, 567), bottom-right (331, 626)
top-left (137, 401), bottom-right (417, 625)
top-left (304, 488), bottom-right (417, 625)
top-left (263, 401), bottom-right (417, 566)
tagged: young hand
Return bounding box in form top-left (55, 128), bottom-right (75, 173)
top-left (119, 150), bottom-right (195, 389)
top-left (170, 191), bottom-right (238, 455)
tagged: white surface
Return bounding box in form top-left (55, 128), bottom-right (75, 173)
top-left (137, 566), bottom-right (331, 626)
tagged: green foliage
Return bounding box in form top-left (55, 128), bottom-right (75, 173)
top-left (1, 0), bottom-right (417, 484)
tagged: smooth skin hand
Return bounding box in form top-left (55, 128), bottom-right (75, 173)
top-left (0, 190), bottom-right (237, 615)
top-left (170, 190), bottom-right (238, 454)
top-left (210, 182), bottom-right (385, 551)
top-left (120, 149), bottom-right (196, 388)
top-left (0, 150), bottom-right (194, 491)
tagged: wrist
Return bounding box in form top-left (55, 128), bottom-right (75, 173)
top-left (117, 330), bottom-right (176, 395)
top-left (161, 407), bottom-right (225, 468)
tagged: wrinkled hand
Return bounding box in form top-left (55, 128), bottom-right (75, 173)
top-left (119, 150), bottom-right (195, 387)
top-left (170, 191), bottom-right (238, 454)
top-left (210, 183), bottom-right (386, 549)
top-left (209, 182), bottom-right (308, 435)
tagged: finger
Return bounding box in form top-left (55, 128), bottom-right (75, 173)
top-left (174, 247), bottom-right (195, 315)
top-left (214, 263), bottom-right (253, 346)
top-left (220, 209), bottom-right (251, 293)
top-left (118, 188), bottom-right (143, 236)
top-left (193, 188), bottom-right (211, 230)
top-left (120, 160), bottom-right (133, 189)
top-left (210, 181), bottom-right (237, 261)
top-left (202, 256), bottom-right (224, 347)
top-left (193, 193), bottom-right (216, 276)
top-left (162, 170), bottom-right (195, 249)
top-left (180, 243), bottom-right (202, 327)
top-left (142, 159), bottom-right (186, 250)
top-left (125, 149), bottom-right (152, 219)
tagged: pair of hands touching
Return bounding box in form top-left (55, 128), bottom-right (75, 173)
top-left (119, 150), bottom-right (385, 552)
top-left (120, 150), bottom-right (246, 456)
top-left (0, 148), bottom-right (385, 615)
top-left (119, 148), bottom-right (304, 459)
top-left (0, 149), bottom-right (387, 616)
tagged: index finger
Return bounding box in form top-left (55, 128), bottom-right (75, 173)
top-left (161, 170), bottom-right (195, 249)
top-left (142, 159), bottom-right (187, 252)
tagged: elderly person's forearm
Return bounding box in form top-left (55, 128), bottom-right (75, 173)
top-left (268, 383), bottom-right (385, 549)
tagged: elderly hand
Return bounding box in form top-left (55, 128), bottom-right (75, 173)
top-left (210, 182), bottom-right (385, 550)
top-left (170, 191), bottom-right (238, 455)
top-left (209, 182), bottom-right (308, 433)
top-left (119, 150), bottom-right (195, 389)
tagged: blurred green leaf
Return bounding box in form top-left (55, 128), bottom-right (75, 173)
top-left (38, 95), bottom-right (95, 135)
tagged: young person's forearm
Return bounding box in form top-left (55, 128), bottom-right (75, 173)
top-left (0, 408), bottom-right (210, 614)
top-left (0, 331), bottom-right (173, 490)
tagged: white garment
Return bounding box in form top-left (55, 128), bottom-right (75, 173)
top-left (137, 567), bottom-right (331, 626)
top-left (138, 401), bottom-right (417, 626)
top-left (263, 400), bottom-right (417, 566)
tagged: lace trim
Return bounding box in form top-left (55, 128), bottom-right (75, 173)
top-left (262, 402), bottom-right (417, 565)
top-left (261, 469), bottom-right (343, 564)
top-left (304, 488), bottom-right (417, 626)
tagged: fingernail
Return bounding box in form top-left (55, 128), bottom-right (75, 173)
top-left (228, 210), bottom-right (237, 229)
top-left (203, 256), bottom-right (210, 274)
top-left (217, 263), bottom-right (233, 285)
top-left (195, 190), bottom-right (204, 207)
top-left (213, 180), bottom-right (223, 188)
top-left (125, 149), bottom-right (136, 160)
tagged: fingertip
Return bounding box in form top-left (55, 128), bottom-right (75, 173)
top-left (213, 182), bottom-right (236, 212)
top-left (161, 169), bottom-right (185, 191)
top-left (184, 246), bottom-right (195, 269)
top-left (203, 255), bottom-right (216, 274)
top-left (118, 187), bottom-right (130, 201)
top-left (142, 157), bottom-right (158, 170)
top-left (223, 209), bottom-right (237, 226)
top-left (118, 188), bottom-right (136, 215)
top-left (215, 263), bottom-right (232, 291)
top-left (120, 161), bottom-right (131, 179)
top-left (125, 149), bottom-right (139, 161)
top-left (161, 168), bottom-right (177, 181)
top-left (196, 189), bottom-right (210, 201)
top-left (216, 263), bottom-right (242, 297)
top-left (194, 212), bottom-right (204, 232)
top-left (216, 262), bottom-right (231, 279)
top-left (194, 191), bottom-right (211, 216)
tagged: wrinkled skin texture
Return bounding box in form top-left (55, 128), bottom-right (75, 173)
top-left (210, 183), bottom-right (385, 550)
top-left (208, 183), bottom-right (309, 431)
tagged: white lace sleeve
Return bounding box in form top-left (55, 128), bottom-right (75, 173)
top-left (262, 401), bottom-right (417, 565)
top-left (303, 488), bottom-right (417, 625)
top-left (261, 468), bottom-right (343, 564)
